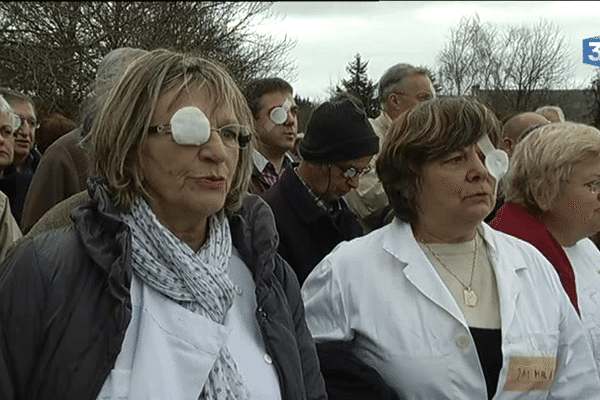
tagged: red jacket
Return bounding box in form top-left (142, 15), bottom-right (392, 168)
top-left (489, 202), bottom-right (579, 315)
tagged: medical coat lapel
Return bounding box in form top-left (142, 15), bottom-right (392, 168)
top-left (382, 220), bottom-right (469, 328)
top-left (479, 224), bottom-right (524, 336)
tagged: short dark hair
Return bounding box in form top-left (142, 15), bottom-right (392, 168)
top-left (376, 97), bottom-right (502, 223)
top-left (243, 77), bottom-right (293, 119)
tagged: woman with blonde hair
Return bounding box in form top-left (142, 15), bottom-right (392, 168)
top-left (491, 121), bottom-right (600, 375)
top-left (302, 97), bottom-right (600, 399)
top-left (0, 49), bottom-right (326, 400)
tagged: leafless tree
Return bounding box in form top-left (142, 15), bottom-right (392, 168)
top-left (0, 2), bottom-right (296, 118)
top-left (437, 14), bottom-right (497, 96)
top-left (494, 19), bottom-right (572, 110)
top-left (437, 16), bottom-right (573, 110)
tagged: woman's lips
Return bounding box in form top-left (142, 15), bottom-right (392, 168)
top-left (195, 176), bottom-right (227, 190)
top-left (463, 192), bottom-right (490, 200)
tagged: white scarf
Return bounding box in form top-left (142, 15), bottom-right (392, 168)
top-left (119, 198), bottom-right (250, 400)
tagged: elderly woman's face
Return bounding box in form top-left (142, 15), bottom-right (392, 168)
top-left (418, 143), bottom-right (497, 228)
top-left (0, 114), bottom-right (15, 169)
top-left (141, 87), bottom-right (239, 221)
top-left (546, 156), bottom-right (600, 241)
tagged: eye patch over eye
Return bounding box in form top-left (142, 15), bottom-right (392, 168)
top-left (149, 106), bottom-right (251, 149)
top-left (477, 134), bottom-right (509, 180)
top-left (263, 99), bottom-right (292, 132)
top-left (169, 106), bottom-right (211, 146)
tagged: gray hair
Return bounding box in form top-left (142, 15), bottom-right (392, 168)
top-left (378, 63), bottom-right (431, 104)
top-left (534, 105), bottom-right (565, 122)
top-left (95, 47), bottom-right (150, 95)
top-left (0, 95), bottom-right (19, 130)
top-left (0, 87), bottom-right (36, 118)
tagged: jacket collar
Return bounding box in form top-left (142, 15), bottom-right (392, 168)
top-left (276, 167), bottom-right (331, 225)
top-left (229, 194), bottom-right (279, 282)
top-left (381, 219), bottom-right (523, 329)
top-left (72, 177), bottom-right (132, 304)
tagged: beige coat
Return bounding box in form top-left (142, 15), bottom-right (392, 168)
top-left (0, 191), bottom-right (22, 261)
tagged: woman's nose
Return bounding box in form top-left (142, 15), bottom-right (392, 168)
top-left (466, 150), bottom-right (489, 182)
top-left (198, 129), bottom-right (228, 162)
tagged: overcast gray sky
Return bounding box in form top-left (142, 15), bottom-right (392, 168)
top-left (258, 1), bottom-right (600, 102)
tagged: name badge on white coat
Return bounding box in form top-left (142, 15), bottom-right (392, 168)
top-left (98, 277), bottom-right (231, 400)
top-left (504, 356), bottom-right (557, 391)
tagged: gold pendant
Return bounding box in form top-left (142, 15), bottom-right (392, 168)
top-left (463, 288), bottom-right (478, 307)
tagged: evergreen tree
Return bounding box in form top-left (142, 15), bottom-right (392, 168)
top-left (331, 54), bottom-right (379, 118)
top-left (294, 95), bottom-right (317, 134)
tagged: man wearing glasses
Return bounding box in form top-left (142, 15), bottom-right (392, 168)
top-left (261, 99), bottom-right (379, 285)
top-left (345, 63), bottom-right (436, 232)
top-left (0, 88), bottom-right (42, 223)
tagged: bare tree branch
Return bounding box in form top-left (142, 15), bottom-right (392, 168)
top-left (0, 2), bottom-right (296, 118)
top-left (437, 16), bottom-right (574, 110)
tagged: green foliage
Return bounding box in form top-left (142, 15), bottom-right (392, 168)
top-left (0, 2), bottom-right (296, 118)
top-left (331, 54), bottom-right (380, 118)
top-left (294, 94), bottom-right (317, 133)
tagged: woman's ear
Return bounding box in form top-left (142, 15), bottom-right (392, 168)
top-left (532, 186), bottom-right (551, 212)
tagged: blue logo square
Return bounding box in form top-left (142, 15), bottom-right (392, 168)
top-left (584, 37), bottom-right (600, 67)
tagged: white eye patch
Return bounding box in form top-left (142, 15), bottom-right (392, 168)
top-left (477, 134), bottom-right (509, 180)
top-left (264, 98), bottom-right (292, 132)
top-left (170, 106), bottom-right (211, 146)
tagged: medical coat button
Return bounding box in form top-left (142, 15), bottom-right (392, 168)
top-left (457, 335), bottom-right (470, 348)
top-left (264, 354), bottom-right (273, 364)
top-left (235, 285), bottom-right (243, 295)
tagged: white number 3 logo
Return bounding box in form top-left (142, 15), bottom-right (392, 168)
top-left (590, 42), bottom-right (600, 61)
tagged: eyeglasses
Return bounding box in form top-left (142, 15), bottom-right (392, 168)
top-left (17, 115), bottom-right (39, 130)
top-left (335, 164), bottom-right (371, 179)
top-left (149, 123), bottom-right (251, 149)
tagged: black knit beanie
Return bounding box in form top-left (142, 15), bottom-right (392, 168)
top-left (299, 99), bottom-right (379, 163)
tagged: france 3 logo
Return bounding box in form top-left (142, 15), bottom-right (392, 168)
top-left (584, 37), bottom-right (600, 67)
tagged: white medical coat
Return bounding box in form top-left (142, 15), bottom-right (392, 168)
top-left (302, 219), bottom-right (600, 399)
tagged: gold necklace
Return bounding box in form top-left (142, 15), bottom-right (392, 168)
top-left (422, 236), bottom-right (479, 307)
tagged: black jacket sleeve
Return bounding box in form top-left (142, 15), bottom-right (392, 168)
top-left (0, 237), bottom-right (47, 400)
top-left (317, 341), bottom-right (402, 400)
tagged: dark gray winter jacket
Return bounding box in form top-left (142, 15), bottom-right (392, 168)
top-left (0, 178), bottom-right (327, 400)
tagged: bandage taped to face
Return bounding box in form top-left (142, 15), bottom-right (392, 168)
top-left (477, 134), bottom-right (509, 180)
top-left (170, 106), bottom-right (211, 146)
top-left (263, 99), bottom-right (292, 132)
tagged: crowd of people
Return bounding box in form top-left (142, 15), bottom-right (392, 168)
top-left (1, 47), bottom-right (600, 400)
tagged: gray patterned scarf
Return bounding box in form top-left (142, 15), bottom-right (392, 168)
top-left (119, 198), bottom-right (250, 400)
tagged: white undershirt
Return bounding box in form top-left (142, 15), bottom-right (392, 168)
top-left (419, 231), bottom-right (501, 329)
